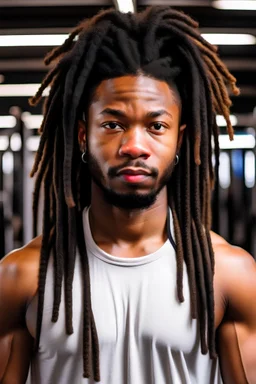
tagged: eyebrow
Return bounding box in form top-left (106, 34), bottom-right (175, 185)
top-left (100, 108), bottom-right (173, 119)
top-left (100, 108), bottom-right (126, 118)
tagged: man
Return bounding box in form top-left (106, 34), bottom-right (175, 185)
top-left (0, 6), bottom-right (256, 384)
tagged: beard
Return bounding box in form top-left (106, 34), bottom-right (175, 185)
top-left (86, 152), bottom-right (175, 210)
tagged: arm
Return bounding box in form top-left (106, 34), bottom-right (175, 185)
top-left (0, 334), bottom-right (13, 380)
top-left (0, 329), bottom-right (33, 384)
top-left (0, 239), bottom-right (40, 383)
top-left (214, 242), bottom-right (256, 383)
top-left (0, 239), bottom-right (40, 336)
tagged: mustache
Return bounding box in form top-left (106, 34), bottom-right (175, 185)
top-left (108, 160), bottom-right (158, 178)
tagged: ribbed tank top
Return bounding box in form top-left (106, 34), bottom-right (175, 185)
top-left (26, 208), bottom-right (223, 384)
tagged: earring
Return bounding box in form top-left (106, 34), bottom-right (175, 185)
top-left (175, 154), bottom-right (179, 165)
top-left (81, 150), bottom-right (87, 164)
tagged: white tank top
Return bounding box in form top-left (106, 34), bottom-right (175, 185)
top-left (26, 208), bottom-right (223, 384)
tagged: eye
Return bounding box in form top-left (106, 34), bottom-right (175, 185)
top-left (102, 122), bottom-right (122, 130)
top-left (150, 122), bottom-right (166, 132)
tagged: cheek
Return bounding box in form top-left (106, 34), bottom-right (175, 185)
top-left (156, 135), bottom-right (179, 164)
top-left (88, 131), bottom-right (118, 170)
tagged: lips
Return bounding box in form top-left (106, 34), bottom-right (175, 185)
top-left (117, 168), bottom-right (151, 176)
top-left (116, 168), bottom-right (152, 184)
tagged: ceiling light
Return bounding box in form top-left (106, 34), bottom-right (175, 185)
top-left (114, 0), bottom-right (135, 13)
top-left (0, 84), bottom-right (49, 97)
top-left (213, 1), bottom-right (256, 10)
top-left (202, 33), bottom-right (256, 45)
top-left (217, 134), bottom-right (256, 149)
top-left (0, 115), bottom-right (16, 128)
top-left (216, 115), bottom-right (237, 127)
top-left (0, 34), bottom-right (68, 47)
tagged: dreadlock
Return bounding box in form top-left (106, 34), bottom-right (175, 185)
top-left (29, 6), bottom-right (239, 381)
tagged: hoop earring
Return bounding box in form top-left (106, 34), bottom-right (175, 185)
top-left (81, 151), bottom-right (87, 164)
top-left (175, 154), bottom-right (179, 165)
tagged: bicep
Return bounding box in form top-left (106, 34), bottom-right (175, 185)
top-left (218, 249), bottom-right (256, 383)
top-left (217, 321), bottom-right (249, 384)
top-left (0, 334), bottom-right (13, 380)
top-left (0, 265), bottom-right (26, 335)
top-left (0, 251), bottom-right (38, 336)
top-left (1, 328), bottom-right (33, 384)
top-left (229, 258), bottom-right (256, 383)
top-left (234, 323), bottom-right (256, 384)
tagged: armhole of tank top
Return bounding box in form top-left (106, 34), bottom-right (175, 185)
top-left (167, 208), bottom-right (176, 252)
top-left (25, 289), bottom-right (38, 312)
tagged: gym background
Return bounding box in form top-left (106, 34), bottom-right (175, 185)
top-left (0, 0), bottom-right (255, 258)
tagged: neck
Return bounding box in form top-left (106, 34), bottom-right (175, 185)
top-left (89, 183), bottom-right (169, 246)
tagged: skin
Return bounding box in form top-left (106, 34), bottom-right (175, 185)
top-left (1, 75), bottom-right (256, 383)
top-left (81, 75), bottom-right (185, 256)
top-left (0, 329), bottom-right (33, 384)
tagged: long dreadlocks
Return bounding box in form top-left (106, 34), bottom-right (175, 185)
top-left (29, 6), bottom-right (239, 381)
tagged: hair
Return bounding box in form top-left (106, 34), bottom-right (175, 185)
top-left (29, 6), bottom-right (239, 381)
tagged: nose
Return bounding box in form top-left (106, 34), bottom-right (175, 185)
top-left (118, 127), bottom-right (151, 159)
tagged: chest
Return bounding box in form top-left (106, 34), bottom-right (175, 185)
top-left (87, 250), bottom-right (197, 354)
top-left (28, 250), bottom-right (200, 358)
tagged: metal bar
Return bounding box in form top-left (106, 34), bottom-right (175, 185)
top-left (0, 0), bottom-right (112, 6)
top-left (139, 0), bottom-right (212, 6)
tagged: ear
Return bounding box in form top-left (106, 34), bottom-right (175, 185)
top-left (78, 120), bottom-right (87, 152)
top-left (177, 123), bottom-right (186, 152)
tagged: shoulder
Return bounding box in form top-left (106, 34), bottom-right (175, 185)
top-left (210, 231), bottom-right (255, 278)
top-left (210, 231), bottom-right (256, 320)
top-left (0, 237), bottom-right (42, 335)
top-left (0, 236), bottom-right (42, 306)
top-left (1, 235), bottom-right (41, 266)
top-left (210, 233), bottom-right (256, 382)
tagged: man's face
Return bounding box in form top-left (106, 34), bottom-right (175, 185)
top-left (80, 75), bottom-right (185, 210)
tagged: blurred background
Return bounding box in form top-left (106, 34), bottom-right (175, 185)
top-left (0, 0), bottom-right (255, 258)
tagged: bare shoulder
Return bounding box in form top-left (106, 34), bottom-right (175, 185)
top-left (1, 235), bottom-right (41, 267)
top-left (210, 230), bottom-right (255, 273)
top-left (210, 231), bottom-right (256, 317)
top-left (0, 235), bottom-right (42, 302)
top-left (0, 236), bottom-right (42, 335)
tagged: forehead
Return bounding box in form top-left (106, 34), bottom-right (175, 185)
top-left (90, 75), bottom-right (181, 108)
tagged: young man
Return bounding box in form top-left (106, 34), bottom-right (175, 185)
top-left (0, 6), bottom-right (256, 384)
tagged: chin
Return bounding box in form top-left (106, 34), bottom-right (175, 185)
top-left (102, 189), bottom-right (159, 210)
